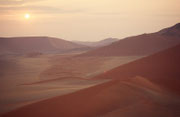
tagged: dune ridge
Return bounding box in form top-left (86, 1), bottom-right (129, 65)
top-left (2, 44), bottom-right (180, 117)
top-left (0, 36), bottom-right (88, 54)
top-left (79, 23), bottom-right (180, 56)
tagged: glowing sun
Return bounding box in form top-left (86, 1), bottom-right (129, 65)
top-left (24, 13), bottom-right (30, 19)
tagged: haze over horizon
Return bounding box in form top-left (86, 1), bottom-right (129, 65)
top-left (0, 0), bottom-right (180, 41)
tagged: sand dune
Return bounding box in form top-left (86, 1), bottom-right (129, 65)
top-left (0, 54), bottom-right (111, 114)
top-left (2, 77), bottom-right (180, 117)
top-left (0, 36), bottom-right (89, 54)
top-left (39, 55), bottom-right (140, 81)
top-left (2, 44), bottom-right (180, 117)
top-left (94, 44), bottom-right (180, 94)
top-left (73, 38), bottom-right (118, 47)
top-left (79, 23), bottom-right (180, 56)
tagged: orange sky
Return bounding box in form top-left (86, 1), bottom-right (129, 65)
top-left (0, 0), bottom-right (180, 41)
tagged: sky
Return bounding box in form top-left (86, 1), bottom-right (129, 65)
top-left (0, 0), bottom-right (180, 41)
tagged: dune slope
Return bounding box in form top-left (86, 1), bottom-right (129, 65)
top-left (79, 23), bottom-right (180, 56)
top-left (2, 37), bottom-right (180, 117)
top-left (2, 44), bottom-right (180, 117)
top-left (94, 44), bottom-right (180, 94)
top-left (2, 76), bottom-right (180, 117)
top-left (0, 36), bottom-right (87, 54)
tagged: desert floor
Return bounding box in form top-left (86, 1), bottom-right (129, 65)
top-left (0, 54), bottom-right (141, 114)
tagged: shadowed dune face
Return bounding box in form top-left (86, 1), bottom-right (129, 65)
top-left (0, 54), bottom-right (109, 114)
top-left (0, 55), bottom-right (53, 113)
top-left (2, 77), bottom-right (180, 117)
top-left (79, 23), bottom-right (180, 57)
top-left (0, 54), bottom-right (139, 114)
top-left (39, 55), bottom-right (141, 81)
top-left (94, 44), bottom-right (180, 94)
top-left (0, 56), bottom-right (18, 77)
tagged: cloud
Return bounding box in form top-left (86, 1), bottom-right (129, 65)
top-left (0, 0), bottom-right (24, 5)
top-left (0, 5), bottom-right (84, 15)
top-left (0, 0), bottom-right (85, 17)
top-left (0, 0), bottom-right (45, 5)
top-left (0, 5), bottom-right (59, 13)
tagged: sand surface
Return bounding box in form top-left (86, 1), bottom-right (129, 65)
top-left (0, 54), bottom-right (138, 114)
top-left (2, 45), bottom-right (180, 117)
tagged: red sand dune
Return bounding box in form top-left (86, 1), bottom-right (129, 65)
top-left (2, 77), bottom-right (180, 117)
top-left (2, 44), bottom-right (180, 117)
top-left (79, 23), bottom-right (180, 56)
top-left (93, 44), bottom-right (180, 94)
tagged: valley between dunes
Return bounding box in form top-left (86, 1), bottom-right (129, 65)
top-left (0, 54), bottom-right (140, 114)
top-left (2, 43), bottom-right (180, 117)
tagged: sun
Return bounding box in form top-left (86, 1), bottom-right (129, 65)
top-left (24, 13), bottom-right (30, 19)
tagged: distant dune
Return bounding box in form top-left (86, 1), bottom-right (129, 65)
top-left (0, 36), bottom-right (90, 54)
top-left (79, 23), bottom-right (180, 56)
top-left (73, 38), bottom-right (119, 47)
top-left (2, 41), bottom-right (180, 117)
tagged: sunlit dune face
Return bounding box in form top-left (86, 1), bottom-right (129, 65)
top-left (24, 13), bottom-right (30, 19)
